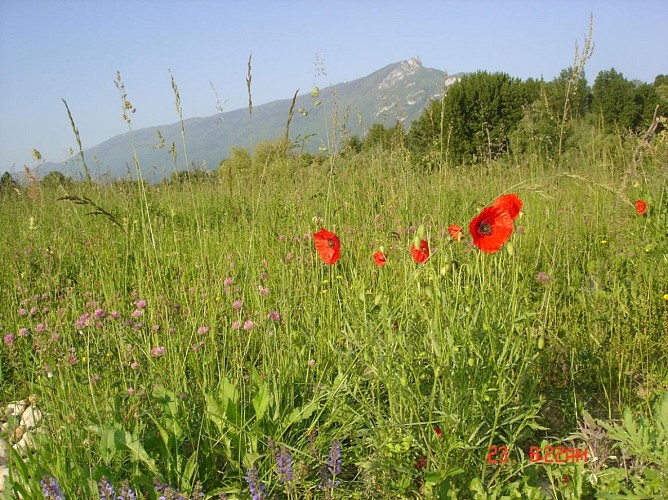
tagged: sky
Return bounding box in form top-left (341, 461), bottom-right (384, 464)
top-left (1, 0), bottom-right (667, 172)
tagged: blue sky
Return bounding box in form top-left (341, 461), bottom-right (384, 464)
top-left (1, 0), bottom-right (667, 171)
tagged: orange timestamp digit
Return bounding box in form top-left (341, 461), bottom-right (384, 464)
top-left (529, 445), bottom-right (588, 463)
top-left (486, 445), bottom-right (509, 464)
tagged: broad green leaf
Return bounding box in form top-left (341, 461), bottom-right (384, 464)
top-left (252, 382), bottom-right (271, 422)
top-left (286, 400), bottom-right (319, 426)
top-left (205, 392), bottom-right (227, 434)
top-left (179, 450), bottom-right (199, 492)
top-left (121, 430), bottom-right (159, 475)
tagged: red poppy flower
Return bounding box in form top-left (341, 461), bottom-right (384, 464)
top-left (373, 251), bottom-right (387, 267)
top-left (313, 227), bottom-right (340, 264)
top-left (448, 224), bottom-right (463, 241)
top-left (469, 206), bottom-right (514, 254)
top-left (635, 199), bottom-right (647, 216)
top-left (410, 239), bottom-right (430, 263)
top-left (415, 455), bottom-right (427, 470)
top-left (492, 194), bottom-right (523, 220)
top-left (433, 427), bottom-right (443, 439)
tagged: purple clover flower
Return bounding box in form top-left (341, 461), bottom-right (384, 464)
top-left (135, 299), bottom-right (147, 309)
top-left (67, 351), bottom-right (78, 365)
top-left (197, 326), bottom-right (209, 335)
top-left (328, 440), bottom-right (342, 476)
top-left (153, 478), bottom-right (188, 500)
top-left (318, 440), bottom-right (343, 492)
top-left (244, 467), bottom-right (266, 500)
top-left (267, 311), bottom-right (280, 322)
top-left (93, 308), bottom-right (106, 320)
top-left (98, 477), bottom-right (115, 499)
top-left (3, 333), bottom-right (15, 344)
top-left (232, 299), bottom-right (243, 310)
top-left (116, 481), bottom-right (137, 500)
top-left (151, 346), bottom-right (166, 357)
top-left (75, 313), bottom-right (91, 329)
top-left (243, 320), bottom-right (255, 331)
top-left (274, 444), bottom-right (293, 487)
top-left (41, 475), bottom-right (65, 499)
top-left (19, 327), bottom-right (30, 338)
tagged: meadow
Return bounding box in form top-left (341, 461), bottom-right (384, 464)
top-left (1, 106), bottom-right (667, 498)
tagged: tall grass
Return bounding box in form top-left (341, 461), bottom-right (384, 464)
top-left (1, 104), bottom-right (667, 498)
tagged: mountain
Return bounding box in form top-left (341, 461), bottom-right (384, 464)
top-left (44, 58), bottom-right (462, 182)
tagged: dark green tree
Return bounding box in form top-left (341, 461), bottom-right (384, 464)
top-left (0, 171), bottom-right (19, 194)
top-left (406, 97), bottom-right (445, 168)
top-left (40, 171), bottom-right (74, 191)
top-left (636, 83), bottom-right (662, 124)
top-left (363, 122), bottom-right (406, 151)
top-left (545, 68), bottom-right (591, 121)
top-left (343, 135), bottom-right (363, 155)
top-left (512, 70), bottom-right (592, 158)
top-left (653, 74), bottom-right (668, 99)
top-left (408, 71), bottom-right (528, 166)
top-left (592, 69), bottom-right (640, 131)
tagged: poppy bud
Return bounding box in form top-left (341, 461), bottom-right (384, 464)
top-left (417, 224), bottom-right (426, 240)
top-left (506, 241), bottom-right (515, 256)
top-left (413, 234), bottom-right (422, 250)
top-left (537, 335), bottom-right (545, 350)
top-left (374, 293), bottom-right (383, 306)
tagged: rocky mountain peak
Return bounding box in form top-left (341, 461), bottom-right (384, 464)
top-left (378, 57), bottom-right (423, 90)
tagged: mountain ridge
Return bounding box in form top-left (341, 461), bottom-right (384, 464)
top-left (43, 58), bottom-right (463, 182)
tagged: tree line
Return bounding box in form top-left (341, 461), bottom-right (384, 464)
top-left (345, 68), bottom-right (667, 169)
